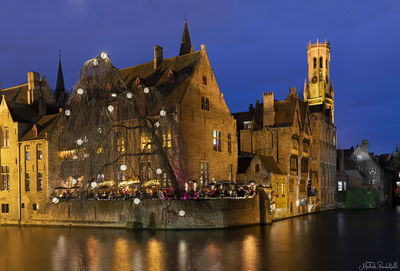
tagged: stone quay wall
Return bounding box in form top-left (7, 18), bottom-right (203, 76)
top-left (10, 190), bottom-right (271, 230)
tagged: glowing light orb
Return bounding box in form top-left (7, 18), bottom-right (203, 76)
top-left (120, 164), bottom-right (127, 171)
top-left (83, 153), bottom-right (89, 158)
top-left (91, 182), bottom-right (97, 188)
top-left (92, 59), bottom-right (98, 66)
top-left (144, 87), bottom-right (149, 94)
top-left (98, 128), bottom-right (102, 133)
top-left (156, 168), bottom-right (162, 175)
top-left (101, 52), bottom-right (108, 59)
top-left (154, 122), bottom-right (160, 128)
top-left (77, 139), bottom-right (83, 145)
top-left (107, 105), bottom-right (114, 112)
top-left (160, 109), bottom-right (166, 117)
top-left (77, 88), bottom-right (84, 95)
top-left (134, 198), bottom-right (140, 205)
top-left (179, 210), bottom-right (185, 217)
top-left (111, 93), bottom-right (117, 97)
top-left (52, 197), bottom-right (60, 204)
top-left (65, 109), bottom-right (71, 116)
top-left (126, 92), bottom-right (133, 99)
top-left (71, 178), bottom-right (77, 185)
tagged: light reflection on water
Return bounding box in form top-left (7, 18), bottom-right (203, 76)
top-left (1, 208), bottom-right (399, 271)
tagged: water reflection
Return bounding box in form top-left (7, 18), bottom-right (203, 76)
top-left (0, 208), bottom-right (399, 271)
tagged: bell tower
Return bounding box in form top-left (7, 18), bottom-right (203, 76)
top-left (304, 39), bottom-right (334, 123)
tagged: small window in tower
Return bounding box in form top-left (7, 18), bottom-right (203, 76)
top-left (320, 57), bottom-right (323, 68)
top-left (326, 59), bottom-right (328, 69)
top-left (313, 58), bottom-right (317, 69)
top-left (202, 76), bottom-right (207, 85)
top-left (319, 71), bottom-right (322, 81)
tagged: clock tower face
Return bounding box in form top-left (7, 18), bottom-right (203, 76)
top-left (312, 75), bottom-right (317, 84)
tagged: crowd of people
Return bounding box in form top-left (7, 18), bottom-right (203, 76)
top-left (52, 185), bottom-right (256, 201)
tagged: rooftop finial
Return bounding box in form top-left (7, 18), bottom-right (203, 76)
top-left (396, 144), bottom-right (399, 155)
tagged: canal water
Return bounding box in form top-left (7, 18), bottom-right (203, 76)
top-left (0, 207), bottom-right (399, 271)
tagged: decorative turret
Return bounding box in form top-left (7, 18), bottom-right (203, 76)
top-left (179, 19), bottom-right (193, 56)
top-left (304, 39), bottom-right (334, 123)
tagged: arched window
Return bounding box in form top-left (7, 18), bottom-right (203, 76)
top-left (36, 144), bottom-right (43, 160)
top-left (320, 57), bottom-right (323, 68)
top-left (313, 58), bottom-right (317, 69)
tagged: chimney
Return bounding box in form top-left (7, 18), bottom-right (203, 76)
top-left (27, 72), bottom-right (39, 104)
top-left (153, 45), bottom-right (163, 69)
top-left (289, 87), bottom-right (297, 95)
top-left (263, 92), bottom-right (275, 126)
top-left (339, 150), bottom-right (345, 173)
top-left (361, 140), bottom-right (369, 153)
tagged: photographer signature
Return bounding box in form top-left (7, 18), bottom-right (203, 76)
top-left (359, 261), bottom-right (398, 270)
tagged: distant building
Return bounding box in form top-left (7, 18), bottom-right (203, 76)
top-left (337, 140), bottom-right (389, 208)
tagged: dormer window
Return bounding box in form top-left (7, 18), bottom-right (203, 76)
top-left (168, 70), bottom-right (175, 85)
top-left (33, 125), bottom-right (37, 137)
top-left (202, 76), bottom-right (207, 85)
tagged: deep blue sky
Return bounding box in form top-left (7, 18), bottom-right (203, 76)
top-left (0, 0), bottom-right (399, 154)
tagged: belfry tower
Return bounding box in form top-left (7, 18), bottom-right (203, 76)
top-left (303, 39), bottom-right (334, 123)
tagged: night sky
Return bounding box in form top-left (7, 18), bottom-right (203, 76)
top-left (0, 0), bottom-right (399, 154)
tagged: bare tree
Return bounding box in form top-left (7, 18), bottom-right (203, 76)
top-left (58, 53), bottom-right (187, 198)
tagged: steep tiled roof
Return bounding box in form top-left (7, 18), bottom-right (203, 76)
top-left (0, 84), bottom-right (28, 102)
top-left (259, 155), bottom-right (282, 174)
top-left (20, 113), bottom-right (60, 141)
top-left (5, 100), bottom-right (38, 123)
top-left (119, 51), bottom-right (201, 109)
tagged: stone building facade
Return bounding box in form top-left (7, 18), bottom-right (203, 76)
top-left (234, 39), bottom-right (337, 215)
top-left (119, 20), bottom-right (237, 187)
top-left (304, 40), bottom-right (337, 209)
top-left (0, 71), bottom-right (59, 224)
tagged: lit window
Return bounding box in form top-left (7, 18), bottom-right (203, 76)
top-left (200, 162), bottom-right (209, 184)
top-left (343, 181), bottom-right (347, 191)
top-left (115, 164), bottom-right (126, 183)
top-left (213, 130), bottom-right (221, 152)
top-left (281, 183), bottom-right (285, 196)
top-left (117, 137), bottom-right (125, 153)
top-left (37, 144), bottom-right (43, 160)
top-left (25, 146), bottom-right (30, 161)
top-left (37, 172), bottom-right (43, 192)
top-left (338, 181), bottom-right (343, 191)
top-left (162, 127), bottom-right (172, 148)
top-left (2, 128), bottom-right (9, 147)
top-left (1, 166), bottom-right (10, 191)
top-left (140, 161), bottom-right (152, 182)
top-left (228, 164), bottom-right (232, 181)
top-left (201, 96), bottom-right (209, 111)
top-left (33, 204), bottom-right (38, 210)
top-left (141, 133), bottom-right (151, 151)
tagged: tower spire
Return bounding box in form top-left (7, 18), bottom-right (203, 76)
top-left (179, 19), bottom-right (192, 56)
top-left (396, 144), bottom-right (398, 156)
top-left (55, 47), bottom-right (67, 107)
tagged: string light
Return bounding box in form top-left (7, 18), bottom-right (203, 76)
top-left (134, 198), bottom-right (140, 205)
top-left (155, 122), bottom-right (160, 128)
top-left (126, 92), bottom-right (133, 99)
top-left (144, 87), bottom-right (149, 94)
top-left (160, 109), bottom-right (166, 117)
top-left (179, 210), bottom-right (185, 217)
top-left (91, 182), bottom-right (97, 188)
top-left (120, 164), bottom-right (127, 171)
top-left (77, 139), bottom-right (83, 145)
top-left (52, 197), bottom-right (59, 204)
top-left (71, 178), bottom-right (77, 185)
top-left (77, 88), bottom-right (84, 95)
top-left (107, 105), bottom-right (114, 112)
top-left (101, 52), bottom-right (108, 59)
top-left (111, 93), bottom-right (117, 97)
top-left (156, 168), bottom-right (162, 175)
top-left (65, 109), bottom-right (71, 116)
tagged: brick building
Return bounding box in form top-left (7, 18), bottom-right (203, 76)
top-left (0, 71), bottom-right (59, 224)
